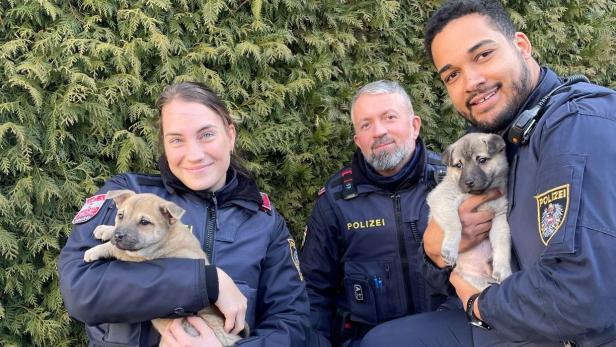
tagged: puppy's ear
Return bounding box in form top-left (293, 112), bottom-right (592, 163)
top-left (483, 134), bottom-right (506, 156)
top-left (106, 190), bottom-right (135, 208)
top-left (442, 144), bottom-right (455, 167)
top-left (160, 201), bottom-right (185, 225)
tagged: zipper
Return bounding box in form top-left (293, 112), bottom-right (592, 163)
top-left (391, 193), bottom-right (415, 314)
top-left (204, 193), bottom-right (218, 263)
top-left (410, 220), bottom-right (420, 243)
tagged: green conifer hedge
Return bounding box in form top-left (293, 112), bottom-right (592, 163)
top-left (1, 0), bottom-right (615, 345)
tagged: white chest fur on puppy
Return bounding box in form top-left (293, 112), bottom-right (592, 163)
top-left (427, 133), bottom-right (512, 290)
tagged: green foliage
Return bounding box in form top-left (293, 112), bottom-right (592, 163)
top-left (0, 0), bottom-right (615, 344)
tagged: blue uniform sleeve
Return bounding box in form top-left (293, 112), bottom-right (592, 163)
top-left (299, 193), bottom-right (340, 347)
top-left (58, 175), bottom-right (209, 325)
top-left (479, 102), bottom-right (616, 341)
top-left (236, 209), bottom-right (310, 347)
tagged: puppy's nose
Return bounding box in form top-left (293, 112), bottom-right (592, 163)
top-left (465, 179), bottom-right (475, 188)
top-left (114, 232), bottom-right (125, 242)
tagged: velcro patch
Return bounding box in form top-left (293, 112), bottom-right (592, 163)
top-left (535, 184), bottom-right (569, 245)
top-left (72, 193), bottom-right (108, 224)
top-left (288, 238), bottom-right (304, 281)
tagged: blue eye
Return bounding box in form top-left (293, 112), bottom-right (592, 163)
top-left (139, 218), bottom-right (150, 226)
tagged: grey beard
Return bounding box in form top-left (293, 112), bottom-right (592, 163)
top-left (367, 141), bottom-right (410, 172)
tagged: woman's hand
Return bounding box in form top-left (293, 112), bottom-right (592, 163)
top-left (160, 316), bottom-right (222, 347)
top-left (215, 268), bottom-right (247, 334)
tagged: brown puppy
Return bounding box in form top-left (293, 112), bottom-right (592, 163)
top-left (83, 190), bottom-right (247, 346)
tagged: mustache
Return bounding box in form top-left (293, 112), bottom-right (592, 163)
top-left (371, 136), bottom-right (395, 150)
top-left (465, 82), bottom-right (502, 108)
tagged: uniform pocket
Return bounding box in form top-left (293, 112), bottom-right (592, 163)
top-left (343, 259), bottom-right (404, 325)
top-left (85, 322), bottom-right (142, 347)
top-left (534, 154), bottom-right (586, 256)
top-left (234, 281), bottom-right (257, 330)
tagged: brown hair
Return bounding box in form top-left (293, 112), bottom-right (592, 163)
top-left (156, 82), bottom-right (251, 178)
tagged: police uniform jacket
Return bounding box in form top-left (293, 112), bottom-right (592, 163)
top-left (422, 68), bottom-right (616, 346)
top-left (300, 140), bottom-right (447, 346)
top-left (59, 162), bottom-right (310, 347)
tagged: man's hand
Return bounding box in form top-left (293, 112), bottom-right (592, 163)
top-left (215, 268), bottom-right (247, 334)
top-left (160, 316), bottom-right (222, 347)
top-left (423, 188), bottom-right (501, 268)
top-left (449, 271), bottom-right (482, 320)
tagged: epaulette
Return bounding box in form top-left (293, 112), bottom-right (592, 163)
top-left (317, 186), bottom-right (326, 197)
top-left (259, 192), bottom-right (272, 214)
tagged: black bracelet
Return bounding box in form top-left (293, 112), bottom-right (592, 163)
top-left (466, 293), bottom-right (492, 330)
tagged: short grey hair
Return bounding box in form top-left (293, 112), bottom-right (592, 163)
top-left (350, 80), bottom-right (414, 118)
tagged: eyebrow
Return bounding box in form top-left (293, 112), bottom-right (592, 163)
top-left (164, 125), bottom-right (214, 137)
top-left (437, 39), bottom-right (497, 76)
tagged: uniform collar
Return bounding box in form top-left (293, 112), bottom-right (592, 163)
top-left (351, 138), bottom-right (427, 192)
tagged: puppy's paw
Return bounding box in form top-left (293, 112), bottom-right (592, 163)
top-left (441, 247), bottom-right (458, 267)
top-left (93, 225), bottom-right (115, 241)
top-left (83, 248), bottom-right (99, 262)
top-left (492, 264), bottom-right (512, 283)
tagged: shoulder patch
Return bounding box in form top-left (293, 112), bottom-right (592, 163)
top-left (72, 193), bottom-right (108, 224)
top-left (535, 184), bottom-right (569, 245)
top-left (288, 238), bottom-right (304, 281)
top-left (317, 186), bottom-right (326, 197)
top-left (259, 192), bottom-right (272, 213)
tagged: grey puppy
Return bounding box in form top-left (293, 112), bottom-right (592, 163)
top-left (427, 133), bottom-right (512, 290)
top-left (83, 190), bottom-right (248, 346)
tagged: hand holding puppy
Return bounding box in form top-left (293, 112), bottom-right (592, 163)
top-left (424, 188), bottom-right (500, 268)
top-left (160, 316), bottom-right (222, 347)
top-left (215, 268), bottom-right (247, 334)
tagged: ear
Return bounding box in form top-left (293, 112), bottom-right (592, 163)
top-left (227, 123), bottom-right (236, 149)
top-left (514, 32), bottom-right (533, 60)
top-left (483, 134), bottom-right (506, 156)
top-left (160, 201), bottom-right (185, 225)
top-left (410, 115), bottom-right (421, 141)
top-left (442, 144), bottom-right (455, 167)
top-left (106, 190), bottom-right (135, 208)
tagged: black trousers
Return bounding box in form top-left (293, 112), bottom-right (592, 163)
top-left (360, 310), bottom-right (473, 347)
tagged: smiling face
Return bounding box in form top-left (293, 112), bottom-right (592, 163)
top-left (352, 92), bottom-right (421, 176)
top-left (431, 14), bottom-right (540, 132)
top-left (162, 99), bottom-right (236, 192)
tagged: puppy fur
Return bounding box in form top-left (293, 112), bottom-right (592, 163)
top-left (84, 190), bottom-right (246, 346)
top-left (427, 133), bottom-right (512, 290)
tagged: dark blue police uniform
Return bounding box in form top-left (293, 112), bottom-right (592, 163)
top-left (360, 68), bottom-right (616, 346)
top-left (59, 162), bottom-right (310, 347)
top-left (300, 140), bottom-right (448, 347)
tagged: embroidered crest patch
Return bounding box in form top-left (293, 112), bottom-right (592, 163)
top-left (535, 184), bottom-right (569, 245)
top-left (288, 238), bottom-right (304, 281)
top-left (72, 193), bottom-right (108, 224)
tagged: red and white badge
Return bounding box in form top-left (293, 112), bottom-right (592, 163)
top-left (72, 193), bottom-right (108, 224)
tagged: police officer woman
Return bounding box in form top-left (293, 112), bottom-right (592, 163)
top-left (59, 82), bottom-right (310, 347)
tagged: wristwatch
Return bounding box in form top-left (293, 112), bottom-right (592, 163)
top-left (466, 293), bottom-right (492, 330)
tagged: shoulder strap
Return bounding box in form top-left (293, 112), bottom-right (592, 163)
top-left (425, 151), bottom-right (447, 189)
top-left (332, 167), bottom-right (358, 200)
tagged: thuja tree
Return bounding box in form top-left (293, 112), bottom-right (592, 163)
top-left (0, 0), bottom-right (615, 345)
